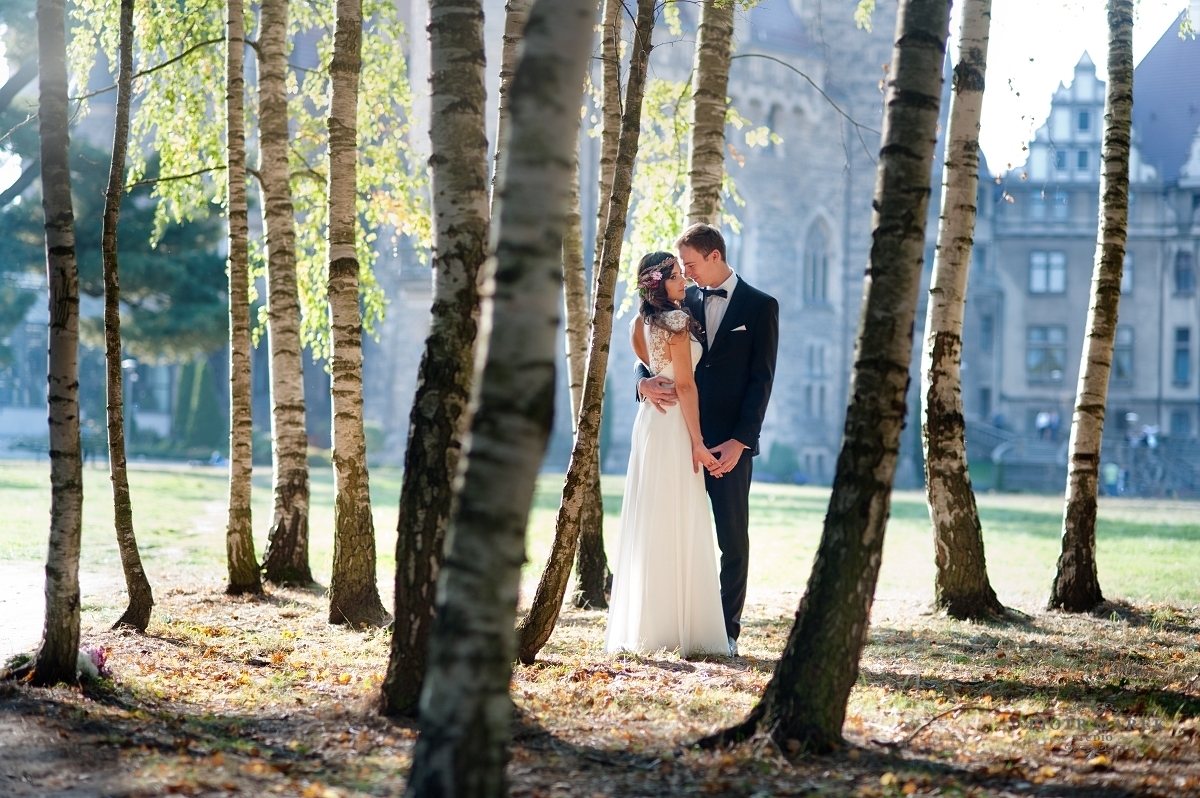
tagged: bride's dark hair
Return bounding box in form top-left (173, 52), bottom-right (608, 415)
top-left (637, 251), bottom-right (701, 336)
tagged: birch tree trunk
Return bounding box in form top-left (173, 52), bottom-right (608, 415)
top-left (919, 0), bottom-right (1003, 621)
top-left (403, 0), bottom-right (595, 791)
top-left (1049, 0), bottom-right (1133, 613)
top-left (561, 110), bottom-right (602, 611)
top-left (490, 0), bottom-right (533, 204)
top-left (31, 0), bottom-right (85, 686)
top-left (103, 0), bottom-right (154, 632)
top-left (573, 0), bottom-right (623, 612)
top-left (684, 0), bottom-right (734, 227)
top-left (382, 0), bottom-right (489, 716)
top-left (515, 0), bottom-right (656, 664)
top-left (258, 0), bottom-right (313, 587)
top-left (325, 0), bottom-right (387, 628)
top-left (224, 0), bottom-right (263, 596)
top-left (563, 142), bottom-right (588, 424)
top-left (699, 0), bottom-right (950, 753)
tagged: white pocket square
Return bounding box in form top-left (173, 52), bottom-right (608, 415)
top-left (731, 325), bottom-right (747, 331)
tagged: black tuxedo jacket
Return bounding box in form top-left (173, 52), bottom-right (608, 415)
top-left (636, 278), bottom-right (779, 455)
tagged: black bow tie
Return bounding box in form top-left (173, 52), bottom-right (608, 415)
top-left (700, 287), bottom-right (727, 300)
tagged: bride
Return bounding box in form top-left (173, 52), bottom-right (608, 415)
top-left (604, 251), bottom-right (730, 657)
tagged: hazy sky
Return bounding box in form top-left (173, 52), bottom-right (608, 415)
top-left (971, 0), bottom-right (1193, 173)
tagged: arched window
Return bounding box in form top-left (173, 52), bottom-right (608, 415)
top-left (803, 223), bottom-right (829, 305)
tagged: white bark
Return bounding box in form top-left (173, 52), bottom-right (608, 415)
top-left (326, 0), bottom-right (387, 627)
top-left (516, 0), bottom-right (657, 665)
top-left (383, 0), bottom-right (490, 717)
top-left (33, 0), bottom-right (84, 686)
top-left (684, 0), bottom-right (734, 227)
top-left (225, 0), bottom-right (262, 595)
top-left (403, 0), bottom-right (597, 790)
top-left (258, 0), bottom-right (312, 586)
top-left (919, 0), bottom-right (1002, 619)
top-left (592, 0), bottom-right (621, 271)
top-left (1050, 0), bottom-right (1133, 612)
top-left (491, 0), bottom-right (533, 205)
top-left (563, 138), bottom-right (587, 424)
top-left (700, 0), bottom-right (952, 753)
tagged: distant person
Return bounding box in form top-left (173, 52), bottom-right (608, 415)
top-left (1102, 461), bottom-right (1120, 496)
top-left (1035, 411), bottom-right (1051, 440)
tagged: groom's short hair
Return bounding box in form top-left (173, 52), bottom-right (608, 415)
top-left (676, 223), bottom-right (726, 263)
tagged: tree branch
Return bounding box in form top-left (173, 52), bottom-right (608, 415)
top-left (71, 37), bottom-right (227, 102)
top-left (0, 159), bottom-right (39, 206)
top-left (0, 112), bottom-right (37, 147)
top-left (125, 165), bottom-right (225, 191)
top-left (730, 53), bottom-right (879, 161)
top-left (0, 61), bottom-right (38, 116)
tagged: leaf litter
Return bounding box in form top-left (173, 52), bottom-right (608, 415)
top-left (1, 580), bottom-right (1199, 796)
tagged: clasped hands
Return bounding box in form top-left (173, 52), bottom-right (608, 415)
top-left (638, 376), bottom-right (747, 478)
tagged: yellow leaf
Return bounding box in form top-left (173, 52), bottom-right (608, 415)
top-left (337, 673), bottom-right (352, 685)
top-left (902, 781), bottom-right (917, 794)
top-left (880, 772), bottom-right (898, 786)
top-left (1088, 754), bottom-right (1111, 769)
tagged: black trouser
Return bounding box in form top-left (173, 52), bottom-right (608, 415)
top-left (705, 452), bottom-right (752, 640)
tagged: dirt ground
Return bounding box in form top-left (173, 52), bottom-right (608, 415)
top-left (3, 578), bottom-right (1199, 798)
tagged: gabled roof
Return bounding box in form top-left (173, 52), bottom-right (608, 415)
top-left (1133, 12), bottom-right (1200, 183)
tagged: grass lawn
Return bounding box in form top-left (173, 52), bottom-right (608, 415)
top-left (2, 460), bottom-right (1195, 609)
top-left (2, 459), bottom-right (1200, 797)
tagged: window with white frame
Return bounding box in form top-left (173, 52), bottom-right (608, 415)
top-left (1027, 325), bottom-right (1067, 382)
top-left (1029, 251), bottom-right (1066, 294)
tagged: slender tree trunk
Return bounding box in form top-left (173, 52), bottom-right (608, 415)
top-left (563, 142), bottom-right (607, 611)
top-left (684, 0), bottom-right (733, 227)
top-left (490, 0), bottom-right (533, 204)
top-left (920, 0), bottom-right (1003, 621)
top-left (31, 0), bottom-right (84, 687)
top-left (591, 0), bottom-right (621, 269)
top-left (382, 0), bottom-right (489, 716)
top-left (325, 0), bottom-right (387, 627)
top-left (403, 1), bottom-right (594, 790)
top-left (573, 457), bottom-right (608, 608)
top-left (224, 0), bottom-right (263, 597)
top-left (258, 0), bottom-right (313, 587)
top-left (573, 0), bottom-right (623, 612)
top-left (699, 0), bottom-right (950, 753)
top-left (563, 142), bottom-right (588, 424)
top-left (1049, 0), bottom-right (1132, 613)
top-left (102, 0), bottom-right (154, 632)
top-left (516, 0), bottom-right (656, 665)
top-left (571, 0), bottom-right (624, 609)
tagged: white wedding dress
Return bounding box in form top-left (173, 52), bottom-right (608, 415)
top-left (604, 310), bottom-right (729, 657)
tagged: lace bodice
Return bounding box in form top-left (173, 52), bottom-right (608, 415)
top-left (646, 310), bottom-right (701, 377)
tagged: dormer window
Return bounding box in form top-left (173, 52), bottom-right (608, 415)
top-left (1077, 149), bottom-right (1089, 170)
top-left (1077, 110), bottom-right (1090, 132)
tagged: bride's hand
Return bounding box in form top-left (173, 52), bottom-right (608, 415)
top-left (692, 443), bottom-right (718, 475)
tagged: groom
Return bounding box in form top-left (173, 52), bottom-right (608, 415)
top-left (636, 223), bottom-right (779, 656)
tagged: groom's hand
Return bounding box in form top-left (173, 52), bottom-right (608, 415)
top-left (638, 376), bottom-right (677, 414)
top-left (708, 439), bottom-right (748, 477)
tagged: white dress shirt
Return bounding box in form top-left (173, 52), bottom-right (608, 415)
top-left (703, 270), bottom-right (739, 348)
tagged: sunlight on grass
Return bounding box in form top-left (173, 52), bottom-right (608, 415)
top-left (1, 462), bottom-right (1197, 611)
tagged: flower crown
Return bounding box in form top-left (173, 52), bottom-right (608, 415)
top-left (637, 257), bottom-right (676, 296)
